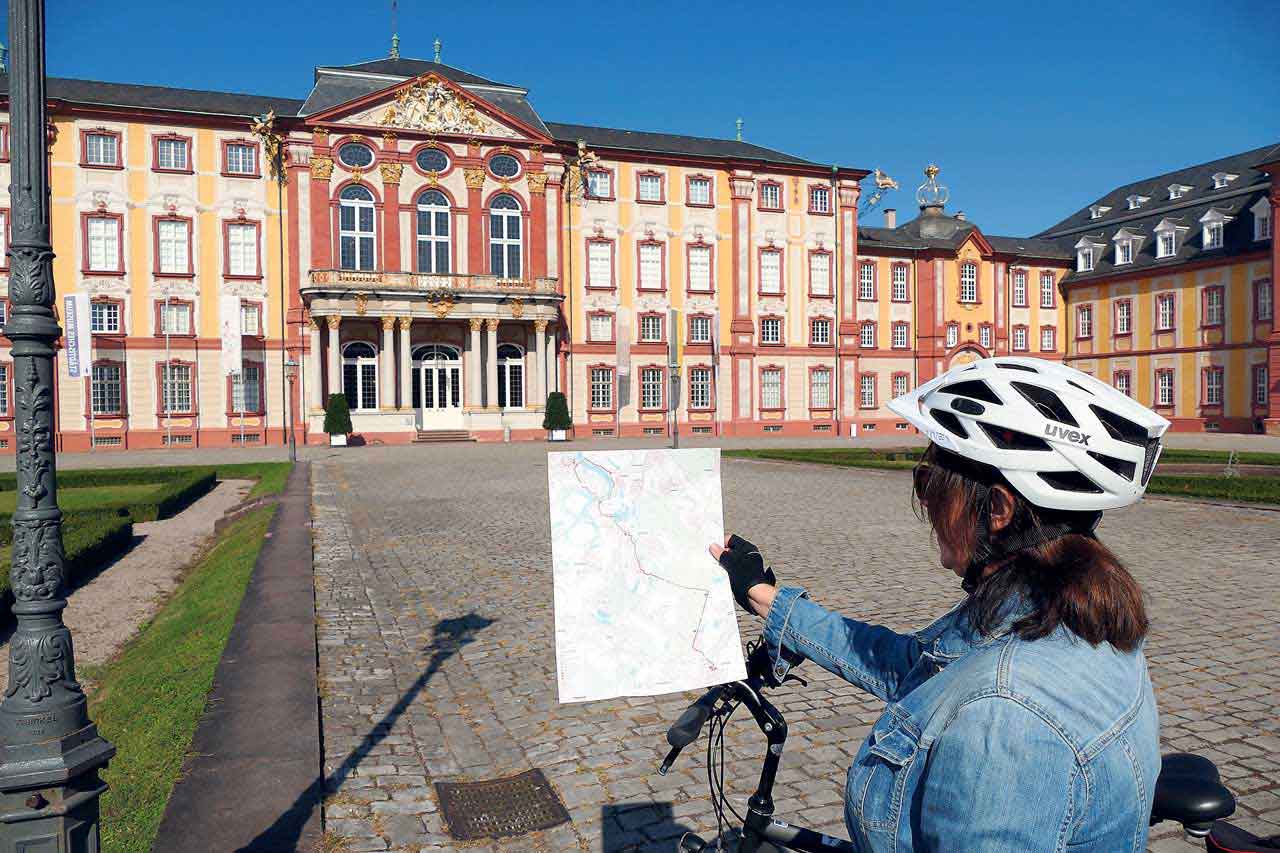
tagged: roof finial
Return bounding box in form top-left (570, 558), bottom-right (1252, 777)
top-left (735, 118), bottom-right (743, 142)
top-left (389, 0), bottom-right (400, 59)
top-left (434, 38), bottom-right (442, 63)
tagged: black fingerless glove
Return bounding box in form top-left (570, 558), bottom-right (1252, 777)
top-left (718, 534), bottom-right (777, 613)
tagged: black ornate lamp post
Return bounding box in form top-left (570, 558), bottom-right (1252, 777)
top-left (0, 0), bottom-right (115, 847)
top-left (284, 356), bottom-right (299, 462)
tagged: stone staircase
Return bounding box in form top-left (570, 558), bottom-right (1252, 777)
top-left (413, 429), bottom-right (475, 443)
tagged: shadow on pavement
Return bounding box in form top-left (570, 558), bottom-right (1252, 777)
top-left (602, 801), bottom-right (703, 851)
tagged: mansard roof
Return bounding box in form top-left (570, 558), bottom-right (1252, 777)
top-left (544, 122), bottom-right (823, 168)
top-left (0, 72), bottom-right (304, 118)
top-left (322, 58), bottom-right (512, 88)
top-left (858, 212), bottom-right (1070, 262)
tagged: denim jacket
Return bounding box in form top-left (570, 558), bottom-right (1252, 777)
top-left (763, 586), bottom-right (1159, 852)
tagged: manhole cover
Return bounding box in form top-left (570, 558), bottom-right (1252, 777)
top-left (435, 768), bottom-right (570, 841)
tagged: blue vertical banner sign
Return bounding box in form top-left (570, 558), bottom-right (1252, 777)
top-left (62, 293), bottom-right (91, 378)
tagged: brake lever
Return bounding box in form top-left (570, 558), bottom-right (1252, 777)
top-left (782, 673), bottom-right (808, 687)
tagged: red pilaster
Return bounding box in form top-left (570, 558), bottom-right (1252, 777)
top-left (466, 168), bottom-right (485, 274)
top-left (309, 152), bottom-right (333, 270)
top-left (530, 175), bottom-right (548, 279)
top-left (916, 255), bottom-right (940, 384)
top-left (382, 180), bottom-right (401, 273)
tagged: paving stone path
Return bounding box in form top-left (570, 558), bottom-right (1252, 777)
top-left (313, 443), bottom-right (1280, 852)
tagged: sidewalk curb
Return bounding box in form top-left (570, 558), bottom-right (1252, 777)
top-left (153, 462), bottom-right (322, 852)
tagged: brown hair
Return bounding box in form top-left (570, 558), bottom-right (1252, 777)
top-left (912, 444), bottom-right (1148, 652)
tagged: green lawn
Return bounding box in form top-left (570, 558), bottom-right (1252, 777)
top-left (90, 505), bottom-right (275, 853)
top-left (0, 483), bottom-right (163, 514)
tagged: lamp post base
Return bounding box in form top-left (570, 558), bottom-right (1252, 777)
top-left (0, 726), bottom-right (114, 851)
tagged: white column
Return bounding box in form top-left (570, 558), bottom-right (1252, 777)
top-left (306, 318), bottom-right (322, 411)
top-left (326, 315), bottom-right (341, 402)
top-left (398, 316), bottom-right (412, 410)
top-left (533, 319), bottom-right (547, 405)
top-left (485, 318), bottom-right (499, 409)
top-left (381, 316), bottom-right (395, 410)
top-left (467, 318), bottom-right (482, 408)
top-left (547, 323), bottom-right (558, 392)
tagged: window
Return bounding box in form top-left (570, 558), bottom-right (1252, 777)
top-left (810, 369), bottom-right (831, 408)
top-left (224, 142), bottom-right (257, 175)
top-left (1076, 305), bottom-right (1093, 339)
top-left (1203, 286), bottom-right (1224, 327)
top-left (638, 242), bottom-right (664, 291)
top-left (0, 364), bottom-right (6, 415)
top-left (1114, 371), bottom-right (1131, 397)
top-left (1078, 247), bottom-right (1094, 272)
top-left (0, 210), bottom-right (6, 269)
top-left (416, 190), bottom-right (451, 273)
top-left (1116, 239), bottom-right (1133, 265)
top-left (688, 245), bottom-right (712, 292)
top-left (86, 215), bottom-right (121, 272)
top-left (341, 342), bottom-right (378, 411)
top-left (156, 219), bottom-right (190, 275)
top-left (1256, 205), bottom-right (1273, 241)
top-left (159, 301), bottom-right (192, 335)
top-left (488, 154), bottom-right (521, 179)
top-left (760, 250), bottom-right (782, 295)
top-left (91, 363), bottom-right (122, 415)
top-left (891, 265), bottom-right (909, 302)
top-left (590, 367), bottom-right (613, 410)
top-left (946, 324), bottom-right (958, 348)
top-left (159, 363), bottom-right (193, 414)
top-left (808, 186), bottom-right (830, 214)
top-left (859, 374), bottom-right (875, 408)
top-left (337, 142), bottom-right (374, 168)
top-left (893, 374), bottom-right (908, 398)
top-left (687, 176), bottom-right (712, 206)
top-left (860, 322), bottom-right (876, 349)
top-left (231, 364), bottom-right (262, 414)
top-left (1040, 327), bottom-right (1056, 351)
top-left (892, 322), bottom-right (909, 349)
top-left (496, 344), bottom-right (524, 408)
top-left (1204, 221), bottom-right (1224, 250)
top-left (1254, 365), bottom-right (1270, 407)
top-left (155, 136), bottom-right (189, 171)
top-left (858, 262), bottom-right (875, 300)
top-left (959, 263), bottom-right (978, 302)
top-left (1012, 269), bottom-right (1027, 306)
top-left (637, 173), bottom-right (663, 203)
top-left (758, 182), bottom-right (781, 210)
top-left (1169, 184), bottom-right (1190, 200)
top-left (809, 252), bottom-right (831, 296)
top-left (1212, 172), bottom-right (1236, 189)
top-left (760, 317), bottom-right (782, 344)
top-left (1040, 272), bottom-right (1055, 308)
top-left (1116, 300), bottom-right (1132, 335)
top-left (84, 131), bottom-right (119, 166)
top-left (1203, 367), bottom-right (1224, 406)
top-left (587, 169), bottom-right (612, 199)
top-left (1157, 231), bottom-right (1176, 259)
top-left (90, 301), bottom-right (120, 334)
top-left (1256, 279), bottom-right (1274, 322)
top-left (639, 314), bottom-right (663, 342)
top-left (1126, 195), bottom-right (1148, 210)
top-left (226, 221), bottom-right (259, 277)
top-left (1013, 326), bottom-right (1028, 351)
top-left (241, 302), bottom-right (262, 337)
top-left (689, 367), bottom-right (712, 409)
top-left (1156, 294), bottom-right (1175, 331)
top-left (587, 240), bottom-right (613, 289)
top-left (489, 194), bottom-right (522, 279)
top-left (1156, 370), bottom-right (1174, 407)
top-left (811, 318), bottom-right (831, 346)
top-left (640, 367), bottom-right (664, 409)
top-left (415, 147), bottom-right (449, 174)
top-left (979, 325), bottom-right (992, 349)
top-left (588, 313), bottom-right (612, 343)
top-left (760, 368), bottom-right (783, 409)
top-left (0, 301), bottom-right (6, 327)
top-left (339, 185), bottom-right (376, 271)
top-left (689, 315), bottom-right (711, 344)
top-left (1089, 205), bottom-right (1110, 220)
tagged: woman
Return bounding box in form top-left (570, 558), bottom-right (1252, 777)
top-left (713, 357), bottom-right (1170, 852)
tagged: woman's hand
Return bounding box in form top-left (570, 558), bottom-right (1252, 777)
top-left (709, 534), bottom-right (778, 618)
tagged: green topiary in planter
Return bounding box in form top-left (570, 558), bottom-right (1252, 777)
top-left (323, 393), bottom-right (353, 436)
top-left (542, 391), bottom-right (571, 432)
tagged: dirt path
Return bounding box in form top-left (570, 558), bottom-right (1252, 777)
top-left (0, 479), bottom-right (254, 694)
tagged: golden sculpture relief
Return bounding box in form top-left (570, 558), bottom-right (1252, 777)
top-left (354, 293), bottom-right (369, 315)
top-left (430, 296), bottom-right (456, 319)
top-left (377, 78), bottom-right (492, 135)
top-left (464, 168), bottom-right (486, 190)
top-left (484, 318), bottom-right (499, 332)
top-left (381, 315), bottom-right (396, 330)
top-left (469, 318), bottom-right (484, 332)
top-left (350, 166), bottom-right (366, 184)
top-left (313, 127), bottom-right (330, 144)
top-left (307, 316), bottom-right (319, 330)
top-left (509, 297), bottom-right (525, 319)
top-left (397, 316), bottom-right (413, 331)
top-left (381, 131), bottom-right (397, 146)
top-left (527, 172), bottom-right (548, 195)
top-left (380, 162), bottom-right (404, 185)
top-left (326, 315), bottom-right (341, 329)
top-left (534, 319), bottom-right (549, 333)
top-left (530, 144), bottom-right (543, 158)
top-left (310, 156), bottom-right (334, 181)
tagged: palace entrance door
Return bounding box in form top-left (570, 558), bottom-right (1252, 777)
top-left (412, 344), bottom-right (463, 429)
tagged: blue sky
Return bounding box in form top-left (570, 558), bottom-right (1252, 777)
top-left (11, 0), bottom-right (1280, 235)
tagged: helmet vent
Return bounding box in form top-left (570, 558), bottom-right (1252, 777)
top-left (1089, 404), bottom-right (1148, 447)
top-left (979, 422), bottom-right (1052, 451)
top-left (1067, 380), bottom-right (1096, 396)
top-left (1011, 382), bottom-right (1078, 427)
top-left (1088, 450), bottom-right (1137, 482)
top-left (930, 408), bottom-right (970, 439)
top-left (1038, 470), bottom-right (1104, 494)
top-left (1141, 438), bottom-right (1161, 485)
top-left (939, 380), bottom-right (1001, 405)
top-left (995, 362), bottom-right (1039, 373)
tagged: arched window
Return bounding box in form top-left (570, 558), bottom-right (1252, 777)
top-left (411, 344), bottom-right (461, 410)
top-left (339, 185), bottom-right (376, 271)
top-left (416, 190), bottom-right (451, 274)
top-left (342, 341), bottom-right (378, 410)
top-left (496, 343), bottom-right (524, 408)
top-left (489, 194), bottom-right (522, 279)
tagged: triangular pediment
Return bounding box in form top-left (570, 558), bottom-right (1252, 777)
top-left (957, 227), bottom-right (994, 256)
top-left (308, 72), bottom-right (549, 143)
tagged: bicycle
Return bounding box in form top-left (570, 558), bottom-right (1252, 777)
top-left (659, 639), bottom-right (1277, 852)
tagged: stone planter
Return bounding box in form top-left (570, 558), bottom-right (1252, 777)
top-left (329, 433), bottom-right (348, 447)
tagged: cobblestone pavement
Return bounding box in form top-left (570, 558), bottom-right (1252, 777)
top-left (312, 443), bottom-right (1280, 852)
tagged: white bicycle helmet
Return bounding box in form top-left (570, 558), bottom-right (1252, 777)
top-left (888, 356), bottom-right (1170, 512)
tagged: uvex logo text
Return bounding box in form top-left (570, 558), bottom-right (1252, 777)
top-left (1045, 423), bottom-right (1091, 445)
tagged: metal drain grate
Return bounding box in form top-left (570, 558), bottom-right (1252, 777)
top-left (435, 768), bottom-right (570, 841)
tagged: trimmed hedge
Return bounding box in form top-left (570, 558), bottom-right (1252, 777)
top-left (0, 513), bottom-right (134, 602)
top-left (0, 471), bottom-right (215, 537)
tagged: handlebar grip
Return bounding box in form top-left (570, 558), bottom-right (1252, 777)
top-left (667, 690), bottom-right (718, 748)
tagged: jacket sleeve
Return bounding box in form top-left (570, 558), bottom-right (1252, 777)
top-left (914, 697), bottom-right (1079, 852)
top-left (761, 586), bottom-right (926, 702)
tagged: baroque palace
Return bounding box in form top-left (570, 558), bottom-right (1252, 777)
top-left (0, 49), bottom-right (1275, 450)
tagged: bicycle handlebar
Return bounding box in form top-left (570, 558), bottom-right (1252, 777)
top-left (668, 689), bottom-right (721, 748)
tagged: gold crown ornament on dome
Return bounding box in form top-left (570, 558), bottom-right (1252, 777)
top-left (917, 164), bottom-right (949, 208)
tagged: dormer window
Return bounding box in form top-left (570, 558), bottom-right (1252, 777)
top-left (1199, 209), bottom-right (1233, 251)
top-left (1154, 217), bottom-right (1188, 259)
top-left (1251, 197), bottom-right (1272, 241)
top-left (1089, 204), bottom-right (1112, 220)
top-left (1075, 236), bottom-right (1105, 272)
top-left (1168, 184), bottom-right (1192, 200)
top-left (1112, 228), bottom-right (1143, 266)
top-left (1212, 172), bottom-right (1238, 190)
top-left (1126, 194), bottom-right (1149, 210)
